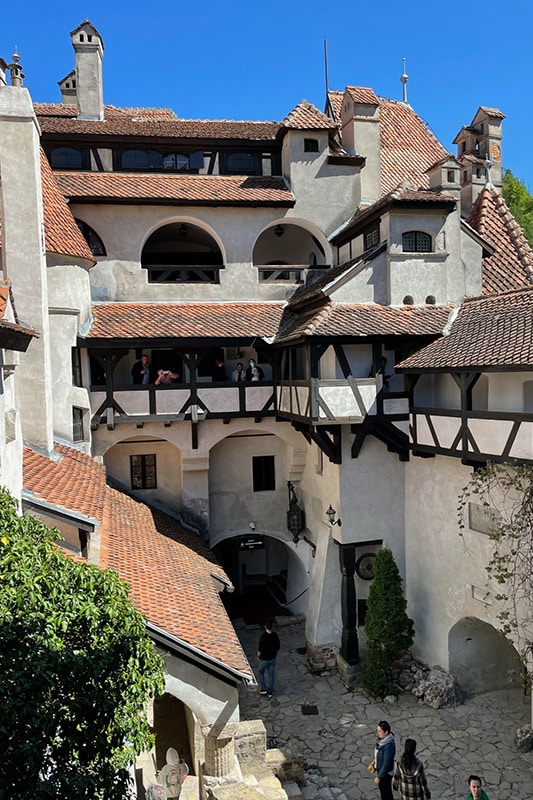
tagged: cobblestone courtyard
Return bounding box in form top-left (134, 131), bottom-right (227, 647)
top-left (237, 617), bottom-right (533, 800)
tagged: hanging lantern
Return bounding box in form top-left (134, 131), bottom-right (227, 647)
top-left (287, 481), bottom-right (306, 544)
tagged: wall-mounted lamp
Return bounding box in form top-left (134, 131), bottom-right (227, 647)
top-left (274, 224), bottom-right (284, 238)
top-left (249, 522), bottom-right (256, 531)
top-left (178, 223), bottom-right (188, 237)
top-left (326, 504), bottom-right (342, 527)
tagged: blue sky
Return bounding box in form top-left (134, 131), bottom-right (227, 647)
top-left (2, 1), bottom-right (533, 188)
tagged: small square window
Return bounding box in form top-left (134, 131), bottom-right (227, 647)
top-left (72, 407), bottom-right (84, 442)
top-left (304, 138), bottom-right (319, 153)
top-left (447, 170), bottom-right (455, 183)
top-left (130, 454), bottom-right (157, 490)
top-left (252, 455), bottom-right (275, 492)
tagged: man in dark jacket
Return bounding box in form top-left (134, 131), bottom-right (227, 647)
top-left (257, 620), bottom-right (280, 699)
top-left (131, 354), bottom-right (151, 385)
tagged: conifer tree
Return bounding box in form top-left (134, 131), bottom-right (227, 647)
top-left (361, 547), bottom-right (414, 697)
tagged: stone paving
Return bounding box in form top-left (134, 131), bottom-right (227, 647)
top-left (236, 616), bottom-right (533, 800)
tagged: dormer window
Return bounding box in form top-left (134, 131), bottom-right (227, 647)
top-left (364, 223), bottom-right (380, 250)
top-left (402, 231), bottom-right (432, 253)
top-left (304, 138), bottom-right (319, 153)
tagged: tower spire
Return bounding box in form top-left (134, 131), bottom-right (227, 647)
top-left (400, 57), bottom-right (408, 104)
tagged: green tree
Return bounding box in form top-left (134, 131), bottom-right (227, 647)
top-left (361, 547), bottom-right (414, 697)
top-left (502, 168), bottom-right (533, 246)
top-left (0, 489), bottom-right (165, 800)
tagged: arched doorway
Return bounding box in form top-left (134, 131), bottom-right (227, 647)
top-left (213, 533), bottom-right (309, 623)
top-left (449, 617), bottom-right (523, 695)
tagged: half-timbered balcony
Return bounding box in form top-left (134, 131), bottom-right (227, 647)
top-left (90, 381), bottom-right (275, 430)
top-left (276, 376), bottom-right (409, 424)
top-left (411, 407), bottom-right (533, 464)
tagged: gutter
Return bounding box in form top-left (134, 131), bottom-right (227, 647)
top-left (146, 621), bottom-right (256, 686)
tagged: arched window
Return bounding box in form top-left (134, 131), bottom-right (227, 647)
top-left (49, 147), bottom-right (88, 169)
top-left (402, 231), bottom-right (432, 253)
top-left (141, 222), bottom-right (223, 283)
top-left (120, 150), bottom-right (163, 170)
top-left (75, 219), bottom-right (106, 256)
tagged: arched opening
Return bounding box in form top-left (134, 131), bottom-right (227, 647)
top-left (153, 693), bottom-right (194, 777)
top-left (253, 222), bottom-right (329, 283)
top-left (142, 222), bottom-right (223, 283)
top-left (449, 617), bottom-right (523, 695)
top-left (103, 435), bottom-right (183, 513)
top-left (75, 218), bottom-right (106, 256)
top-left (208, 430), bottom-right (310, 622)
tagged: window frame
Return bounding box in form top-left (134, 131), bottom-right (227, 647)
top-left (252, 455), bottom-right (275, 492)
top-left (401, 230), bottom-right (432, 253)
top-left (72, 407), bottom-right (85, 443)
top-left (130, 453), bottom-right (157, 490)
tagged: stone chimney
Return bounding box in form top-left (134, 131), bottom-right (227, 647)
top-left (340, 86), bottom-right (381, 205)
top-left (70, 20), bottom-right (104, 121)
top-left (426, 155), bottom-right (461, 199)
top-left (454, 106), bottom-right (504, 214)
top-left (58, 69), bottom-right (77, 105)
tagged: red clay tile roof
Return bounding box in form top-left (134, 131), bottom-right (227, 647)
top-left (345, 86), bottom-right (380, 105)
top-left (34, 104), bottom-right (281, 140)
top-left (397, 287), bottom-right (533, 370)
top-left (327, 89), bottom-right (449, 195)
top-left (101, 489), bottom-right (252, 677)
top-left (55, 172), bottom-right (294, 206)
top-left (326, 90), bottom-right (343, 124)
top-left (23, 442), bottom-right (251, 677)
top-left (478, 106), bottom-right (505, 120)
top-left (282, 100), bottom-right (338, 130)
top-left (84, 302), bottom-right (285, 340)
top-left (23, 443), bottom-right (107, 521)
top-left (466, 186), bottom-right (533, 295)
top-left (379, 99), bottom-right (449, 194)
top-left (40, 151), bottom-right (95, 262)
top-left (276, 301), bottom-right (454, 343)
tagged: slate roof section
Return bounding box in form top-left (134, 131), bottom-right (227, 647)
top-left (282, 100), bottom-right (338, 130)
top-left (84, 302), bottom-right (285, 341)
top-left (101, 490), bottom-right (252, 677)
top-left (397, 287), bottom-right (533, 371)
top-left (24, 443), bottom-right (107, 522)
top-left (276, 301), bottom-right (454, 343)
top-left (23, 442), bottom-right (251, 678)
top-left (40, 151), bottom-right (95, 262)
top-left (55, 172), bottom-right (294, 206)
top-left (34, 104), bottom-right (281, 140)
top-left (466, 186), bottom-right (533, 295)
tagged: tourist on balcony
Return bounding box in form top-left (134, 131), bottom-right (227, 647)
top-left (212, 357), bottom-right (227, 382)
top-left (246, 358), bottom-right (264, 382)
top-left (131, 354), bottom-right (151, 385)
top-left (232, 361), bottom-right (246, 382)
top-left (155, 368), bottom-right (179, 385)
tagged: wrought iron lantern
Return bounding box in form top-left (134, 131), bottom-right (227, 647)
top-left (287, 481), bottom-right (306, 544)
